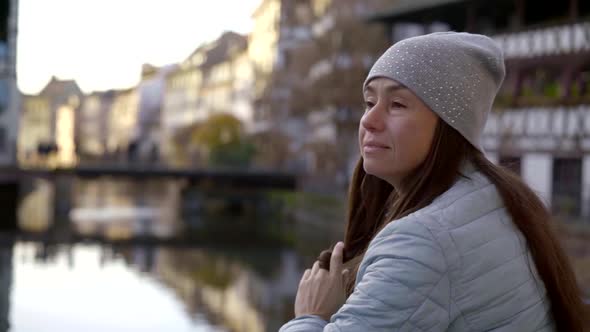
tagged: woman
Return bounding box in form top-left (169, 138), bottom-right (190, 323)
top-left (279, 32), bottom-right (585, 331)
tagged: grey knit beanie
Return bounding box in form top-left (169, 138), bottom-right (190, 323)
top-left (364, 31), bottom-right (505, 153)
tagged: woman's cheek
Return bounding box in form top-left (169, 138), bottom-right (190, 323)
top-left (390, 120), bottom-right (417, 148)
top-left (358, 129), bottom-right (366, 155)
top-left (391, 120), bottom-right (427, 164)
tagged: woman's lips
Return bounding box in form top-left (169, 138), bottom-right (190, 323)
top-left (363, 142), bottom-right (390, 154)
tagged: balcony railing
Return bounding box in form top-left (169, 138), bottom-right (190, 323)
top-left (483, 105), bottom-right (590, 153)
top-left (492, 20), bottom-right (590, 59)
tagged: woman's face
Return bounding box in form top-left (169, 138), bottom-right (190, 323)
top-left (359, 77), bottom-right (439, 188)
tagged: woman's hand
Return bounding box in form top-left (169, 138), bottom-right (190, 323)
top-left (294, 242), bottom-right (350, 321)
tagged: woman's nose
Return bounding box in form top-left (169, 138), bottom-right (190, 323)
top-left (360, 103), bottom-right (385, 132)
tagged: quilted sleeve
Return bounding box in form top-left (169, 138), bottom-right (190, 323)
top-left (279, 217), bottom-right (451, 332)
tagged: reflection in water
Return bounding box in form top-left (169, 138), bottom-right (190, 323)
top-left (70, 178), bottom-right (183, 239)
top-left (9, 242), bottom-right (224, 332)
top-left (2, 240), bottom-right (307, 332)
top-left (13, 176), bottom-right (322, 331)
top-left (0, 241), bottom-right (12, 332)
top-left (18, 177), bottom-right (184, 239)
top-left (18, 179), bottom-right (54, 232)
top-left (151, 248), bottom-right (301, 332)
top-left (18, 177), bottom-right (292, 246)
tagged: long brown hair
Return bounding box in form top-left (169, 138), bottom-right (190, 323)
top-left (331, 119), bottom-right (584, 331)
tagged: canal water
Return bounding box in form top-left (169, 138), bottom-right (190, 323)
top-left (2, 177), bottom-right (343, 332)
top-left (2, 241), bottom-right (307, 332)
top-left (3, 177), bottom-right (590, 331)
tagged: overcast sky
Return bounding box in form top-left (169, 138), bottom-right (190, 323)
top-left (17, 0), bottom-right (261, 94)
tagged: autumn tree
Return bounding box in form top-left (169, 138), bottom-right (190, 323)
top-left (252, 0), bottom-right (391, 177)
top-left (288, 0), bottom-right (390, 120)
top-left (191, 112), bottom-right (256, 167)
top-left (279, 0), bottom-right (391, 183)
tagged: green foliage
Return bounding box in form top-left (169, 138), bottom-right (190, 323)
top-left (543, 81), bottom-right (561, 98)
top-left (191, 112), bottom-right (243, 148)
top-left (189, 112), bottom-right (256, 167)
top-left (269, 190), bottom-right (345, 222)
top-left (209, 141), bottom-right (256, 167)
top-left (189, 260), bottom-right (234, 289)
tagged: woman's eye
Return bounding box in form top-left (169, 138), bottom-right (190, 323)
top-left (391, 102), bottom-right (406, 108)
top-left (365, 101), bottom-right (375, 108)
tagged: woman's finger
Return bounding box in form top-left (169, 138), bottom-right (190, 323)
top-left (311, 260), bottom-right (320, 276)
top-left (330, 242), bottom-right (344, 276)
top-left (300, 269), bottom-right (311, 283)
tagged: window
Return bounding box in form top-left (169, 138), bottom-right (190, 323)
top-left (552, 157), bottom-right (582, 218)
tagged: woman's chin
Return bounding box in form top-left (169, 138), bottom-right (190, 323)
top-left (363, 159), bottom-right (402, 186)
top-left (363, 161), bottom-right (387, 179)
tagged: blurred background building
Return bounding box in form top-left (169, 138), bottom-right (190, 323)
top-left (18, 77), bottom-right (81, 168)
top-left (0, 0), bottom-right (18, 167)
top-left (106, 87), bottom-right (138, 161)
top-left (77, 90), bottom-right (114, 163)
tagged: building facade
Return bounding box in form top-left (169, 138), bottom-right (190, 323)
top-left (199, 32), bottom-right (249, 120)
top-left (0, 0), bottom-right (19, 166)
top-left (55, 102), bottom-right (77, 167)
top-left (107, 88), bottom-right (139, 160)
top-left (160, 32), bottom-right (252, 167)
top-left (134, 64), bottom-right (177, 163)
top-left (247, 0), bottom-right (317, 170)
top-left (17, 95), bottom-right (51, 167)
top-left (77, 91), bottom-right (114, 162)
top-left (18, 77), bottom-right (82, 168)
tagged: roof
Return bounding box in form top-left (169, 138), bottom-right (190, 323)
top-left (39, 76), bottom-right (82, 97)
top-left (200, 31), bottom-right (247, 69)
top-left (366, 0), bottom-right (466, 22)
top-left (111, 87), bottom-right (136, 97)
top-left (181, 31), bottom-right (247, 71)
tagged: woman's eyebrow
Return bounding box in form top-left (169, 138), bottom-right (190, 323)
top-left (364, 84), bottom-right (408, 94)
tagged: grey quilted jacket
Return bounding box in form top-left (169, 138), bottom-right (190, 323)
top-left (280, 162), bottom-right (555, 331)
